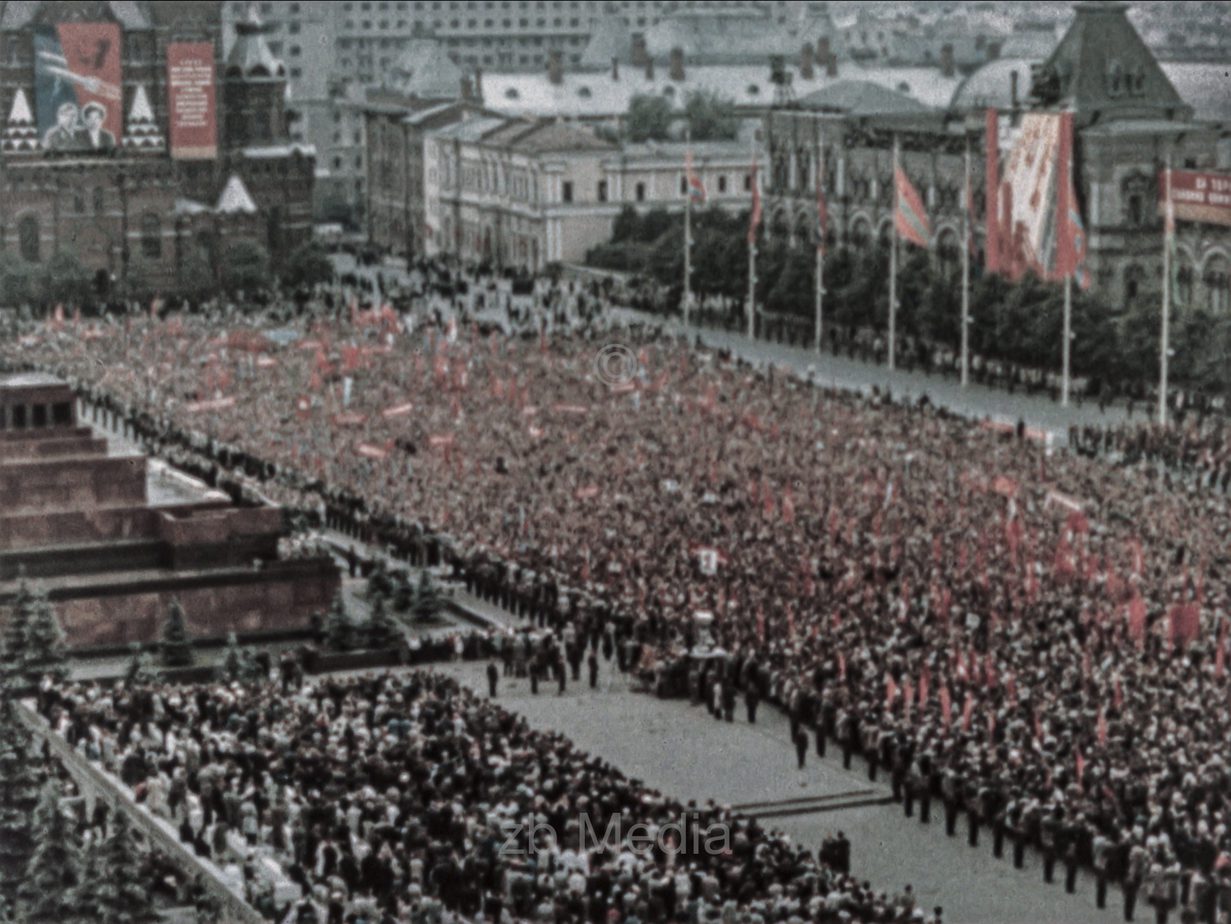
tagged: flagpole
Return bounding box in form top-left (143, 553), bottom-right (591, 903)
top-left (1160, 150), bottom-right (1172, 427)
top-left (815, 142), bottom-right (824, 352)
top-left (747, 134), bottom-right (757, 341)
top-left (1062, 274), bottom-right (1072, 407)
top-left (889, 135), bottom-right (899, 372)
top-left (961, 135), bottom-right (971, 388)
top-left (1061, 117), bottom-right (1073, 408)
top-left (684, 125), bottom-right (693, 330)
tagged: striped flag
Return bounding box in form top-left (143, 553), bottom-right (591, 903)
top-left (686, 151), bottom-right (707, 204)
top-left (894, 165), bottom-right (931, 248)
top-left (747, 162), bottom-right (762, 244)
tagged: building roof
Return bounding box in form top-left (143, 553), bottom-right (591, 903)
top-left (483, 119), bottom-right (615, 154)
top-left (225, 9), bottom-right (286, 79)
top-left (216, 175), bottom-right (259, 215)
top-left (579, 14), bottom-right (632, 71)
top-left (797, 80), bottom-right (931, 116)
top-left (480, 62), bottom-right (959, 120)
top-left (1037, 1), bottom-right (1187, 123)
top-left (950, 57), bottom-right (1231, 125)
top-left (385, 38), bottom-right (463, 101)
top-left (1160, 63), bottom-right (1231, 124)
top-left (949, 58), bottom-right (1037, 112)
top-left (0, 372), bottom-right (65, 388)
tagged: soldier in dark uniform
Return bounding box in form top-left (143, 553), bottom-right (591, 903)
top-left (587, 650), bottom-right (599, 688)
top-left (486, 661), bottom-right (499, 698)
top-left (1040, 806), bottom-right (1062, 884)
top-left (745, 682), bottom-right (760, 724)
top-left (794, 728), bottom-right (808, 770)
top-left (721, 680), bottom-right (736, 722)
top-left (941, 767), bottom-right (960, 837)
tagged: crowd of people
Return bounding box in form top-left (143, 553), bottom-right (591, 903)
top-left (39, 670), bottom-right (930, 924)
top-left (8, 256), bottom-right (1231, 922)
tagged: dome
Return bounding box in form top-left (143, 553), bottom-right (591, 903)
top-left (948, 58), bottom-right (1036, 112)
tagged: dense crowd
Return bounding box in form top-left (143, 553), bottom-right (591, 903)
top-left (39, 671), bottom-right (925, 924)
top-left (8, 259), bottom-right (1231, 922)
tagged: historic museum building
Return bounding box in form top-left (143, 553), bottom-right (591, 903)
top-left (764, 1), bottom-right (1231, 315)
top-left (0, 1), bottom-right (314, 297)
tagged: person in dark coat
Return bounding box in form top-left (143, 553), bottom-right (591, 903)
top-left (486, 662), bottom-right (499, 698)
top-left (794, 729), bottom-right (808, 770)
top-left (587, 650), bottom-right (599, 688)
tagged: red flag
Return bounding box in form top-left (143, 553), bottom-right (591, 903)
top-left (918, 666), bottom-right (930, 707)
top-left (1075, 747), bottom-right (1085, 786)
top-left (902, 681), bottom-right (913, 722)
top-left (781, 488), bottom-right (796, 525)
top-left (939, 686), bottom-right (952, 729)
top-left (1033, 710), bottom-right (1043, 741)
top-left (961, 691), bottom-right (974, 732)
top-left (1113, 675), bottom-right (1124, 709)
top-left (894, 164), bottom-right (931, 248)
top-left (837, 651), bottom-right (846, 681)
top-left (747, 162), bottom-right (762, 244)
top-left (885, 674), bottom-right (898, 710)
top-left (1168, 602), bottom-right (1200, 649)
top-left (1096, 707), bottom-right (1108, 747)
top-left (1127, 593), bottom-right (1147, 649)
top-left (756, 607), bottom-right (766, 644)
top-left (685, 150), bottom-right (707, 204)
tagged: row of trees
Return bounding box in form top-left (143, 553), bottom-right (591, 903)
top-left (588, 206), bottom-right (1231, 398)
top-left (614, 91), bottom-right (740, 144)
top-left (0, 581), bottom-right (164, 922)
top-left (0, 240), bottom-right (335, 309)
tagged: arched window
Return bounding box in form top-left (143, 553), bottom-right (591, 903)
top-left (1205, 255), bottom-right (1229, 313)
top-left (851, 217), bottom-right (871, 248)
top-left (141, 213), bottom-right (162, 259)
top-left (1175, 263), bottom-right (1193, 307)
top-left (18, 214), bottom-right (39, 263)
top-left (1123, 263), bottom-right (1146, 303)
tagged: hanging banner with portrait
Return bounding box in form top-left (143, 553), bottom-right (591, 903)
top-left (167, 42), bottom-right (218, 160)
top-left (34, 21), bottom-right (123, 155)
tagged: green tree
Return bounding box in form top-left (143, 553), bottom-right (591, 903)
top-left (0, 253), bottom-right (34, 308)
top-left (1, 579), bottom-right (33, 682)
top-left (411, 571), bottom-right (448, 624)
top-left (323, 593), bottom-right (356, 651)
top-left (220, 240), bottom-right (271, 294)
top-left (281, 242), bottom-right (334, 290)
top-left (177, 250), bottom-right (216, 300)
top-left (365, 593), bottom-right (401, 649)
top-left (0, 700), bottom-right (38, 899)
top-left (626, 94), bottom-right (673, 142)
top-left (39, 251), bottom-right (91, 308)
top-left (366, 559), bottom-right (395, 601)
top-left (683, 90), bottom-right (738, 141)
top-left (160, 599), bottom-right (193, 668)
top-left (70, 835), bottom-right (104, 923)
top-left (18, 779), bottom-right (81, 922)
top-left (122, 644), bottom-right (157, 690)
top-left (92, 812), bottom-right (156, 924)
top-left (21, 590), bottom-right (67, 684)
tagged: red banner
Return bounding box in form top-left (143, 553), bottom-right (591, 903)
top-left (167, 42), bottom-right (217, 160)
top-left (1159, 169), bottom-right (1231, 227)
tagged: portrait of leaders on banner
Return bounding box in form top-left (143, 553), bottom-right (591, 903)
top-left (34, 21), bottom-right (122, 155)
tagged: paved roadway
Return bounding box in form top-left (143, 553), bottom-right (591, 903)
top-left (338, 252), bottom-right (1139, 441)
top-left (436, 660), bottom-right (1123, 924)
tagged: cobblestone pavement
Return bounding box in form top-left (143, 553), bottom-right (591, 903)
top-left (436, 660), bottom-right (1125, 924)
